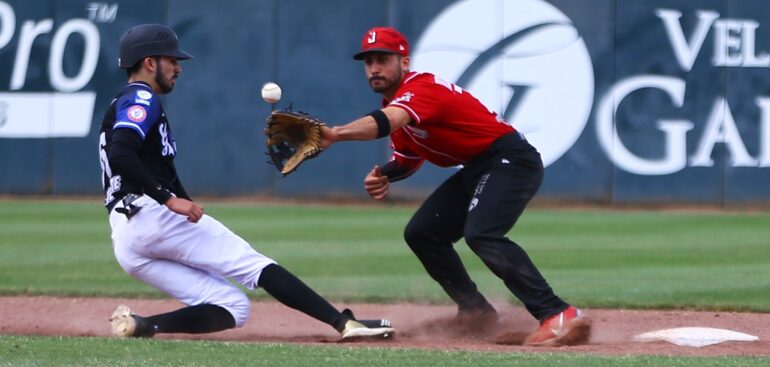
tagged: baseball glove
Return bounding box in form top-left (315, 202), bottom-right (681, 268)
top-left (264, 110), bottom-right (326, 176)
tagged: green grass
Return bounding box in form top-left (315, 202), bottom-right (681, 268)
top-left (1, 199), bottom-right (769, 366)
top-left (1, 200), bottom-right (768, 311)
top-left (0, 335), bottom-right (767, 367)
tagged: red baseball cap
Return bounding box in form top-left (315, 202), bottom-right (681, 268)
top-left (353, 27), bottom-right (409, 60)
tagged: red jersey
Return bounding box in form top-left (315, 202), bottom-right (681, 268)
top-left (385, 72), bottom-right (516, 168)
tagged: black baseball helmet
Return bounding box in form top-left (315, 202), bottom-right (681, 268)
top-left (118, 24), bottom-right (192, 68)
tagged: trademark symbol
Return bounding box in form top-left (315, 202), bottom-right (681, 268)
top-left (86, 3), bottom-right (118, 23)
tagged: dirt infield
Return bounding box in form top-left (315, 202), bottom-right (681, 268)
top-left (1, 296), bottom-right (768, 356)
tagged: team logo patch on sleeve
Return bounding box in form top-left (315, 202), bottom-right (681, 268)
top-left (136, 90), bottom-right (153, 100)
top-left (392, 92), bottom-right (414, 104)
top-left (127, 105), bottom-right (147, 122)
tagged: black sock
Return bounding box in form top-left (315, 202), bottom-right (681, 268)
top-left (258, 264), bottom-right (346, 331)
top-left (146, 304), bottom-right (236, 334)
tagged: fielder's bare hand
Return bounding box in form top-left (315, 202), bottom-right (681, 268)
top-left (166, 197), bottom-right (204, 223)
top-left (364, 165), bottom-right (389, 200)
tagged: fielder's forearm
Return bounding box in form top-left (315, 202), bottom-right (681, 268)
top-left (330, 115), bottom-right (378, 141)
top-left (331, 107), bottom-right (411, 143)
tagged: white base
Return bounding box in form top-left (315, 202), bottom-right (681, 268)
top-left (633, 327), bottom-right (759, 347)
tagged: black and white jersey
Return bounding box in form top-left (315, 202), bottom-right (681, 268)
top-left (98, 81), bottom-right (187, 209)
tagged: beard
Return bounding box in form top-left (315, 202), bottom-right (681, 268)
top-left (155, 69), bottom-right (176, 94)
top-left (369, 66), bottom-right (402, 94)
top-left (369, 78), bottom-right (393, 93)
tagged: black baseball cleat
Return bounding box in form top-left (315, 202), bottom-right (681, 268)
top-left (338, 308), bottom-right (395, 341)
top-left (452, 304), bottom-right (499, 333)
top-left (110, 305), bottom-right (157, 338)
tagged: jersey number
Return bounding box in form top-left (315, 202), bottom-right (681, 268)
top-left (433, 76), bottom-right (463, 94)
top-left (99, 132), bottom-right (120, 204)
top-left (99, 132), bottom-right (111, 179)
top-left (434, 75), bottom-right (505, 123)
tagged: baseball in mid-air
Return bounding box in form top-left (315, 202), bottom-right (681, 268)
top-left (261, 82), bottom-right (282, 104)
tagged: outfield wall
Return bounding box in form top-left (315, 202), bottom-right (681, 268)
top-left (0, 0), bottom-right (768, 205)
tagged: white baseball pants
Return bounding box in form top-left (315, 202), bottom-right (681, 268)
top-left (109, 195), bottom-right (276, 327)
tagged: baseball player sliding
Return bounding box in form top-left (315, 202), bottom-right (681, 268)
top-left (98, 24), bottom-right (394, 340)
top-left (317, 27), bottom-right (590, 345)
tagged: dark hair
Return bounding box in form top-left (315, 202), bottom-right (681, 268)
top-left (125, 56), bottom-right (161, 78)
top-left (125, 59), bottom-right (143, 77)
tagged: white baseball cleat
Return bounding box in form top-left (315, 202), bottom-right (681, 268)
top-left (339, 308), bottom-right (395, 341)
top-left (340, 319), bottom-right (395, 340)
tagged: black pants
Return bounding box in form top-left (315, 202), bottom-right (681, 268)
top-left (404, 133), bottom-right (568, 321)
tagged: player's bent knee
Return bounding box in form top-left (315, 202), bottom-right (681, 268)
top-left (118, 260), bottom-right (142, 278)
top-left (404, 221), bottom-right (454, 250)
top-left (403, 221), bottom-right (428, 248)
top-left (219, 292), bottom-right (250, 327)
top-left (463, 229), bottom-right (496, 249)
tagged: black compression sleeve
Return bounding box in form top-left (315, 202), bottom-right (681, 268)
top-left (109, 129), bottom-right (172, 204)
top-left (172, 178), bottom-right (192, 201)
top-left (380, 160), bottom-right (415, 183)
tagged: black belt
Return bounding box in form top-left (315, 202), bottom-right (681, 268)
top-left (107, 193), bottom-right (143, 220)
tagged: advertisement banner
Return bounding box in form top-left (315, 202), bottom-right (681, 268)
top-left (0, 0), bottom-right (767, 205)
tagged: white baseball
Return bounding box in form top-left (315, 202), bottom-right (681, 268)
top-left (261, 82), bottom-right (282, 104)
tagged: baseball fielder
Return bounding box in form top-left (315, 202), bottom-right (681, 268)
top-left (318, 27), bottom-right (590, 345)
top-left (98, 24), bottom-right (393, 340)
